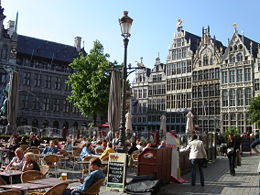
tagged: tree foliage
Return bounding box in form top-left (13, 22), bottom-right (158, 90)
top-left (248, 96), bottom-right (260, 127)
top-left (67, 40), bottom-right (117, 125)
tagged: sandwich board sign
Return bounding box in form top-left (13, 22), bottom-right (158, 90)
top-left (107, 153), bottom-right (127, 191)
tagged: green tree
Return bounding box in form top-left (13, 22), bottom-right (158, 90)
top-left (67, 40), bottom-right (117, 126)
top-left (248, 96), bottom-right (260, 127)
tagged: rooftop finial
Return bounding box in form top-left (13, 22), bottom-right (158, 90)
top-left (176, 18), bottom-right (183, 32)
top-left (233, 23), bottom-right (238, 33)
top-left (14, 12), bottom-right (18, 33)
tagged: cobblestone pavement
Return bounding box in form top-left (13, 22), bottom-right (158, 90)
top-left (63, 153), bottom-right (259, 195)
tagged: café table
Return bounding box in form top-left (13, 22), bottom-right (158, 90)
top-left (0, 178), bottom-right (77, 195)
top-left (0, 170), bottom-right (23, 184)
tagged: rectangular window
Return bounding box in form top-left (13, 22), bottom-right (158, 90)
top-left (245, 88), bottom-right (251, 105)
top-left (237, 69), bottom-right (243, 82)
top-left (23, 72), bottom-right (31, 86)
top-left (229, 89), bottom-right (236, 106)
top-left (229, 70), bottom-right (235, 83)
top-left (34, 74), bottom-right (41, 87)
top-left (222, 71), bottom-right (228, 83)
top-left (255, 79), bottom-right (260, 91)
top-left (222, 90), bottom-right (228, 107)
top-left (45, 76), bottom-right (51, 88)
top-left (237, 89), bottom-right (243, 106)
top-left (244, 68), bottom-right (251, 81)
top-left (54, 77), bottom-right (61, 90)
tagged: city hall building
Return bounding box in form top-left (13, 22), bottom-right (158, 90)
top-left (0, 5), bottom-right (95, 136)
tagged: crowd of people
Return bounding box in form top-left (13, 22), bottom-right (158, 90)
top-left (0, 129), bottom-right (259, 192)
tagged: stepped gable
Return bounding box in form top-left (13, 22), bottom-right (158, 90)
top-left (184, 31), bottom-right (201, 53)
top-left (238, 34), bottom-right (259, 58)
top-left (17, 35), bottom-right (79, 63)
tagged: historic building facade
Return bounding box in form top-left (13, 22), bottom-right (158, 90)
top-left (131, 59), bottom-right (151, 137)
top-left (132, 22), bottom-right (260, 135)
top-left (165, 21), bottom-right (200, 133)
top-left (220, 27), bottom-right (259, 133)
top-left (192, 27), bottom-right (224, 132)
top-left (0, 5), bottom-right (93, 136)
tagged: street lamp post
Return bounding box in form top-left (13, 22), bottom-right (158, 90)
top-left (118, 11), bottom-right (133, 152)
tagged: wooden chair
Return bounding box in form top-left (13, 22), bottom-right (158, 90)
top-left (26, 148), bottom-right (41, 154)
top-left (0, 189), bottom-right (21, 195)
top-left (81, 156), bottom-right (95, 177)
top-left (40, 165), bottom-right (50, 177)
top-left (95, 148), bottom-right (104, 155)
top-left (58, 150), bottom-right (70, 169)
top-left (20, 144), bottom-right (30, 151)
top-left (71, 148), bottom-right (82, 170)
top-left (43, 182), bottom-right (68, 195)
top-left (43, 154), bottom-right (60, 177)
top-left (21, 170), bottom-right (43, 183)
top-left (130, 150), bottom-right (141, 172)
top-left (0, 176), bottom-right (7, 185)
top-left (82, 178), bottom-right (105, 195)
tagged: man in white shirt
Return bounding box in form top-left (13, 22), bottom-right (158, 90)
top-left (182, 134), bottom-right (207, 186)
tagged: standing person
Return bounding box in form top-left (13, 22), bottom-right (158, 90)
top-left (112, 132), bottom-right (120, 148)
top-left (182, 134), bottom-right (207, 186)
top-left (225, 134), bottom-right (237, 176)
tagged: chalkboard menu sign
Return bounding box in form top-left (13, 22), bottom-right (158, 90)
top-left (107, 153), bottom-right (127, 191)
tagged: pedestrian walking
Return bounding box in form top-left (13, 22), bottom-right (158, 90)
top-left (182, 134), bottom-right (207, 186)
top-left (225, 134), bottom-right (238, 176)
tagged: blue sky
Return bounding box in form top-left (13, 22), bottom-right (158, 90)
top-left (3, 0), bottom-right (260, 81)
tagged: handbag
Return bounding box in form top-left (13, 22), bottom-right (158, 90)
top-left (201, 158), bottom-right (208, 168)
top-left (227, 147), bottom-right (234, 154)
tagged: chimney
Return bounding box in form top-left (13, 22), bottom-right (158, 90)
top-left (7, 20), bottom-right (15, 38)
top-left (74, 36), bottom-right (82, 52)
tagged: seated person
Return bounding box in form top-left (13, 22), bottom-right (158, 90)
top-left (127, 142), bottom-right (138, 155)
top-left (20, 136), bottom-right (29, 145)
top-left (80, 143), bottom-right (95, 160)
top-left (22, 152), bottom-right (40, 172)
top-left (63, 157), bottom-right (105, 195)
top-left (94, 140), bottom-right (104, 154)
top-left (30, 135), bottom-right (41, 147)
top-left (6, 147), bottom-right (24, 170)
top-left (99, 142), bottom-right (115, 160)
top-left (42, 140), bottom-right (59, 155)
top-left (63, 139), bottom-right (73, 151)
top-left (158, 140), bottom-right (166, 149)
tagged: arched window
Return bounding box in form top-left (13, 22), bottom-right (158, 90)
top-left (32, 119), bottom-right (39, 128)
top-left (237, 53), bottom-right (243, 62)
top-left (53, 121), bottom-right (59, 129)
top-left (203, 55), bottom-right (208, 66)
top-left (234, 45), bottom-right (238, 50)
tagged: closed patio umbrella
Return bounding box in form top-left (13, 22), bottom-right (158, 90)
top-left (160, 114), bottom-right (167, 140)
top-left (107, 69), bottom-right (121, 141)
top-left (186, 111), bottom-right (194, 134)
top-left (6, 71), bottom-right (19, 134)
